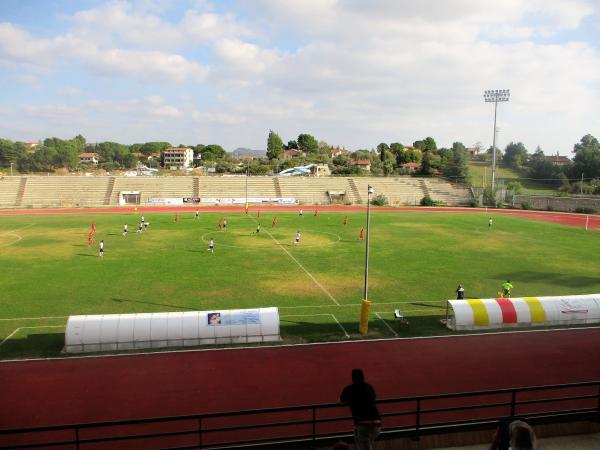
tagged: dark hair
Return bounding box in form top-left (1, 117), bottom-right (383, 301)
top-left (352, 369), bottom-right (364, 383)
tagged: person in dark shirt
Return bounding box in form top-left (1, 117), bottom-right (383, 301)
top-left (456, 284), bottom-right (465, 300)
top-left (339, 369), bottom-right (381, 450)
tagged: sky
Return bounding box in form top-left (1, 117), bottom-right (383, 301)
top-left (0, 0), bottom-right (599, 155)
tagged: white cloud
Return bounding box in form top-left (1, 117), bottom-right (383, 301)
top-left (0, 21), bottom-right (208, 83)
top-left (1, 0), bottom-right (599, 154)
top-left (214, 38), bottom-right (279, 73)
top-left (57, 86), bottom-right (82, 97)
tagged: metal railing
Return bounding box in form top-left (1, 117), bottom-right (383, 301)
top-left (1, 382), bottom-right (598, 449)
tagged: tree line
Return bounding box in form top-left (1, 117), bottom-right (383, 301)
top-left (1, 132), bottom-right (599, 195)
top-left (488, 134), bottom-right (600, 194)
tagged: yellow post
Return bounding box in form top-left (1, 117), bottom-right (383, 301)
top-left (359, 299), bottom-right (371, 334)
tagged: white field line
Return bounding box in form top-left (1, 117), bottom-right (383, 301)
top-left (330, 313), bottom-right (350, 338)
top-left (279, 312), bottom-right (350, 338)
top-left (0, 316), bottom-right (69, 321)
top-left (375, 312), bottom-right (399, 337)
top-left (280, 313), bottom-right (335, 318)
top-left (0, 325), bottom-right (64, 347)
top-left (250, 217), bottom-right (340, 306)
top-left (0, 306), bottom-right (445, 323)
top-left (279, 300), bottom-right (445, 309)
top-left (0, 223), bottom-right (35, 235)
top-left (0, 223), bottom-right (35, 248)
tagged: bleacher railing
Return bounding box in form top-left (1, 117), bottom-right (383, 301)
top-left (0, 381), bottom-right (598, 449)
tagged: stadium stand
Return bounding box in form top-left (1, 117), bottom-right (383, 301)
top-left (0, 177), bottom-right (21, 208)
top-left (1, 175), bottom-right (473, 208)
top-left (111, 176), bottom-right (193, 204)
top-left (425, 177), bottom-right (474, 205)
top-left (20, 176), bottom-right (109, 208)
top-left (353, 177), bottom-right (426, 205)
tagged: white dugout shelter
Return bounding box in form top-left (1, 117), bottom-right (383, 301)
top-left (64, 308), bottom-right (280, 353)
top-left (446, 294), bottom-right (600, 331)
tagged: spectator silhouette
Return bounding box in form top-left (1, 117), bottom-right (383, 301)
top-left (340, 369), bottom-right (381, 450)
top-left (489, 419), bottom-right (536, 450)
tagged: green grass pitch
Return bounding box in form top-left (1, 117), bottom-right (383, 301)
top-left (1, 209), bottom-right (599, 359)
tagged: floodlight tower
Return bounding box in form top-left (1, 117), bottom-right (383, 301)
top-left (483, 89), bottom-right (510, 193)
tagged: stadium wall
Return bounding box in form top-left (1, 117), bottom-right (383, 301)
top-left (514, 195), bottom-right (600, 213)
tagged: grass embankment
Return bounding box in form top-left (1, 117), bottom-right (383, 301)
top-left (1, 210), bottom-right (598, 359)
top-left (468, 160), bottom-right (557, 194)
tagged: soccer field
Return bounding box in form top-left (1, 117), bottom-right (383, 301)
top-left (1, 209), bottom-right (599, 359)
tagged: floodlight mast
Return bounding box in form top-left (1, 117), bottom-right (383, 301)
top-left (483, 89), bottom-right (510, 195)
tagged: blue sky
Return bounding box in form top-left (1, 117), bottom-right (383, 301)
top-left (1, 0), bottom-right (599, 154)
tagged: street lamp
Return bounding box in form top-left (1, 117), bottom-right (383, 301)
top-left (483, 89), bottom-right (510, 194)
top-left (359, 185), bottom-right (374, 335)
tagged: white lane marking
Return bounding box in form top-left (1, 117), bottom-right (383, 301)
top-left (249, 217), bottom-right (340, 306)
top-left (375, 312), bottom-right (399, 337)
top-left (331, 313), bottom-right (350, 338)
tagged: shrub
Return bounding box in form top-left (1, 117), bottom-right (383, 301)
top-left (370, 194), bottom-right (388, 206)
top-left (420, 195), bottom-right (435, 206)
top-left (546, 204), bottom-right (554, 211)
top-left (521, 201), bottom-right (531, 210)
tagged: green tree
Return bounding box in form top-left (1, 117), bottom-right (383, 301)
top-left (377, 143), bottom-right (394, 175)
top-left (297, 133), bottom-right (318, 153)
top-left (419, 151), bottom-right (433, 175)
top-left (139, 142), bottom-right (171, 156)
top-left (266, 130), bottom-right (284, 160)
top-left (286, 140), bottom-right (298, 150)
top-left (443, 142), bottom-right (469, 182)
top-left (202, 144), bottom-right (227, 161)
top-left (414, 137), bottom-right (437, 153)
top-left (571, 134), bottom-right (600, 179)
top-left (43, 137), bottom-right (79, 169)
top-left (503, 142), bottom-right (528, 168)
top-left (73, 134), bottom-right (86, 153)
top-left (0, 139), bottom-right (27, 168)
top-left (527, 147), bottom-right (560, 181)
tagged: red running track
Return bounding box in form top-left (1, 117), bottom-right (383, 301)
top-left (1, 328), bottom-right (599, 429)
top-left (0, 205), bottom-right (599, 229)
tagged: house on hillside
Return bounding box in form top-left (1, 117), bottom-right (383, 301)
top-left (353, 159), bottom-right (371, 171)
top-left (330, 146), bottom-right (352, 158)
top-left (79, 152), bottom-right (98, 165)
top-left (466, 147), bottom-right (479, 157)
top-left (400, 162), bottom-right (421, 173)
top-left (282, 149), bottom-right (302, 160)
top-left (25, 141), bottom-right (40, 153)
top-left (544, 153), bottom-right (570, 166)
top-left (163, 147), bottom-right (194, 169)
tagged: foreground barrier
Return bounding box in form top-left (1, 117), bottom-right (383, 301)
top-left (446, 294), bottom-right (600, 330)
top-left (64, 307), bottom-right (280, 353)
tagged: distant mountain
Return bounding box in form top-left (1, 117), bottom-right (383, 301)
top-left (231, 148), bottom-right (266, 158)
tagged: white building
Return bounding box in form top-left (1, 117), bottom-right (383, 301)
top-left (163, 147), bottom-right (194, 169)
top-left (79, 152), bottom-right (98, 165)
